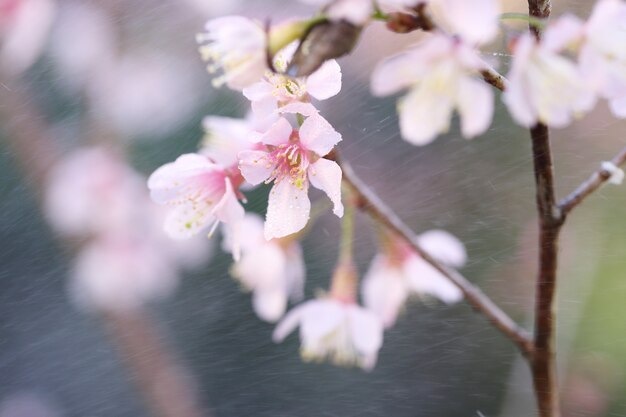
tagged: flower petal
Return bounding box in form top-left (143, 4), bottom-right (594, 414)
top-left (417, 230), bottom-right (467, 268)
top-left (264, 179), bottom-right (311, 239)
top-left (272, 302), bottom-right (308, 343)
top-left (253, 287), bottom-right (288, 322)
top-left (238, 150), bottom-right (274, 185)
top-left (362, 255), bottom-right (409, 328)
top-left (260, 117), bottom-right (293, 147)
top-left (306, 59), bottom-right (342, 100)
top-left (347, 305), bottom-right (383, 370)
top-left (299, 113), bottom-right (342, 156)
top-left (405, 256), bottom-right (463, 304)
top-left (308, 158), bottom-right (344, 217)
top-left (399, 84), bottom-right (454, 146)
top-left (163, 202), bottom-right (215, 239)
top-left (456, 76), bottom-right (493, 139)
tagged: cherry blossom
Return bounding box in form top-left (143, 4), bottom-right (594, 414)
top-left (503, 30), bottom-right (596, 128)
top-left (371, 33), bottom-right (494, 145)
top-left (299, 0), bottom-right (421, 25)
top-left (273, 298), bottom-right (383, 370)
top-left (197, 15), bottom-right (267, 90)
top-left (362, 229), bottom-right (466, 328)
top-left (243, 44), bottom-right (342, 121)
top-left (223, 213), bottom-right (305, 322)
top-left (148, 153), bottom-right (245, 258)
top-left (238, 103), bottom-right (343, 239)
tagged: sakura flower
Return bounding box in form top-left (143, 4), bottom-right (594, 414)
top-left (148, 153), bottom-right (245, 258)
top-left (503, 31), bottom-right (596, 128)
top-left (273, 298), bottom-right (383, 370)
top-left (197, 15), bottom-right (267, 90)
top-left (223, 213), bottom-right (305, 322)
top-left (243, 44), bottom-right (342, 121)
top-left (363, 229), bottom-right (466, 328)
top-left (299, 0), bottom-right (420, 25)
top-left (371, 33), bottom-right (494, 145)
top-left (577, 0), bottom-right (626, 118)
top-left (238, 103), bottom-right (343, 239)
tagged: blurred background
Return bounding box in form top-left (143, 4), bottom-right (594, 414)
top-left (1, 0), bottom-right (625, 416)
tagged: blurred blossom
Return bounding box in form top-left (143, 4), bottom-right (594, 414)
top-left (183, 0), bottom-right (242, 16)
top-left (223, 213), bottom-right (305, 322)
top-left (371, 33), bottom-right (494, 145)
top-left (49, 2), bottom-right (115, 92)
top-left (503, 28), bottom-right (596, 128)
top-left (45, 147), bottom-right (211, 311)
top-left (363, 229), bottom-right (466, 328)
top-left (0, 0), bottom-right (55, 74)
top-left (428, 0), bottom-right (501, 45)
top-left (45, 147), bottom-right (144, 236)
top-left (90, 52), bottom-right (200, 138)
top-left (273, 298), bottom-right (383, 370)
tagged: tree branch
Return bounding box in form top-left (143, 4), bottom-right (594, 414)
top-left (558, 146), bottom-right (626, 216)
top-left (528, 122), bottom-right (562, 417)
top-left (332, 151), bottom-right (534, 356)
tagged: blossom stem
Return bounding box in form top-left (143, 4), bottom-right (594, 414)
top-left (339, 186), bottom-right (356, 264)
top-left (332, 151), bottom-right (534, 356)
top-left (500, 12), bottom-right (546, 29)
top-left (558, 146), bottom-right (626, 216)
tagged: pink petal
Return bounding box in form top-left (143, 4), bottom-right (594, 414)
top-left (163, 203), bottom-right (215, 239)
top-left (238, 150), bottom-right (275, 185)
top-left (264, 179), bottom-right (311, 239)
top-left (308, 158), bottom-right (344, 217)
top-left (542, 14), bottom-right (585, 52)
top-left (260, 117), bottom-right (292, 147)
top-left (234, 243), bottom-right (286, 290)
top-left (213, 178), bottom-right (245, 225)
top-left (299, 113), bottom-right (342, 156)
top-left (456, 76), bottom-right (494, 139)
top-left (279, 101), bottom-right (319, 117)
top-left (299, 300), bottom-right (345, 342)
top-left (609, 95), bottom-right (626, 118)
top-left (307, 59), bottom-right (342, 100)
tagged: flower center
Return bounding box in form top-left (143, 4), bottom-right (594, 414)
top-left (265, 132), bottom-right (309, 190)
top-left (267, 71), bottom-right (307, 100)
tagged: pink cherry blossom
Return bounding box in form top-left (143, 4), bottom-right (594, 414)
top-left (362, 229), bottom-right (466, 328)
top-left (273, 298), bottom-right (383, 370)
top-left (148, 153), bottom-right (245, 258)
top-left (503, 31), bottom-right (596, 128)
top-left (197, 15), bottom-right (267, 90)
top-left (243, 44), bottom-right (342, 121)
top-left (238, 103), bottom-right (343, 239)
top-left (371, 33), bottom-right (493, 145)
top-left (223, 213), bottom-right (305, 322)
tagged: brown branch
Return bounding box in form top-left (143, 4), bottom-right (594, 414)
top-left (480, 68), bottom-right (507, 92)
top-left (332, 152), bottom-right (534, 356)
top-left (558, 146), bottom-right (626, 216)
top-left (528, 122), bottom-right (562, 417)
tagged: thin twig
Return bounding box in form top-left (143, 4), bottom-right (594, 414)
top-left (558, 146), bottom-right (626, 216)
top-left (332, 152), bottom-right (534, 356)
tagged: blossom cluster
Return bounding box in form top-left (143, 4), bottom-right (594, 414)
top-left (147, 0), bottom-right (626, 370)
